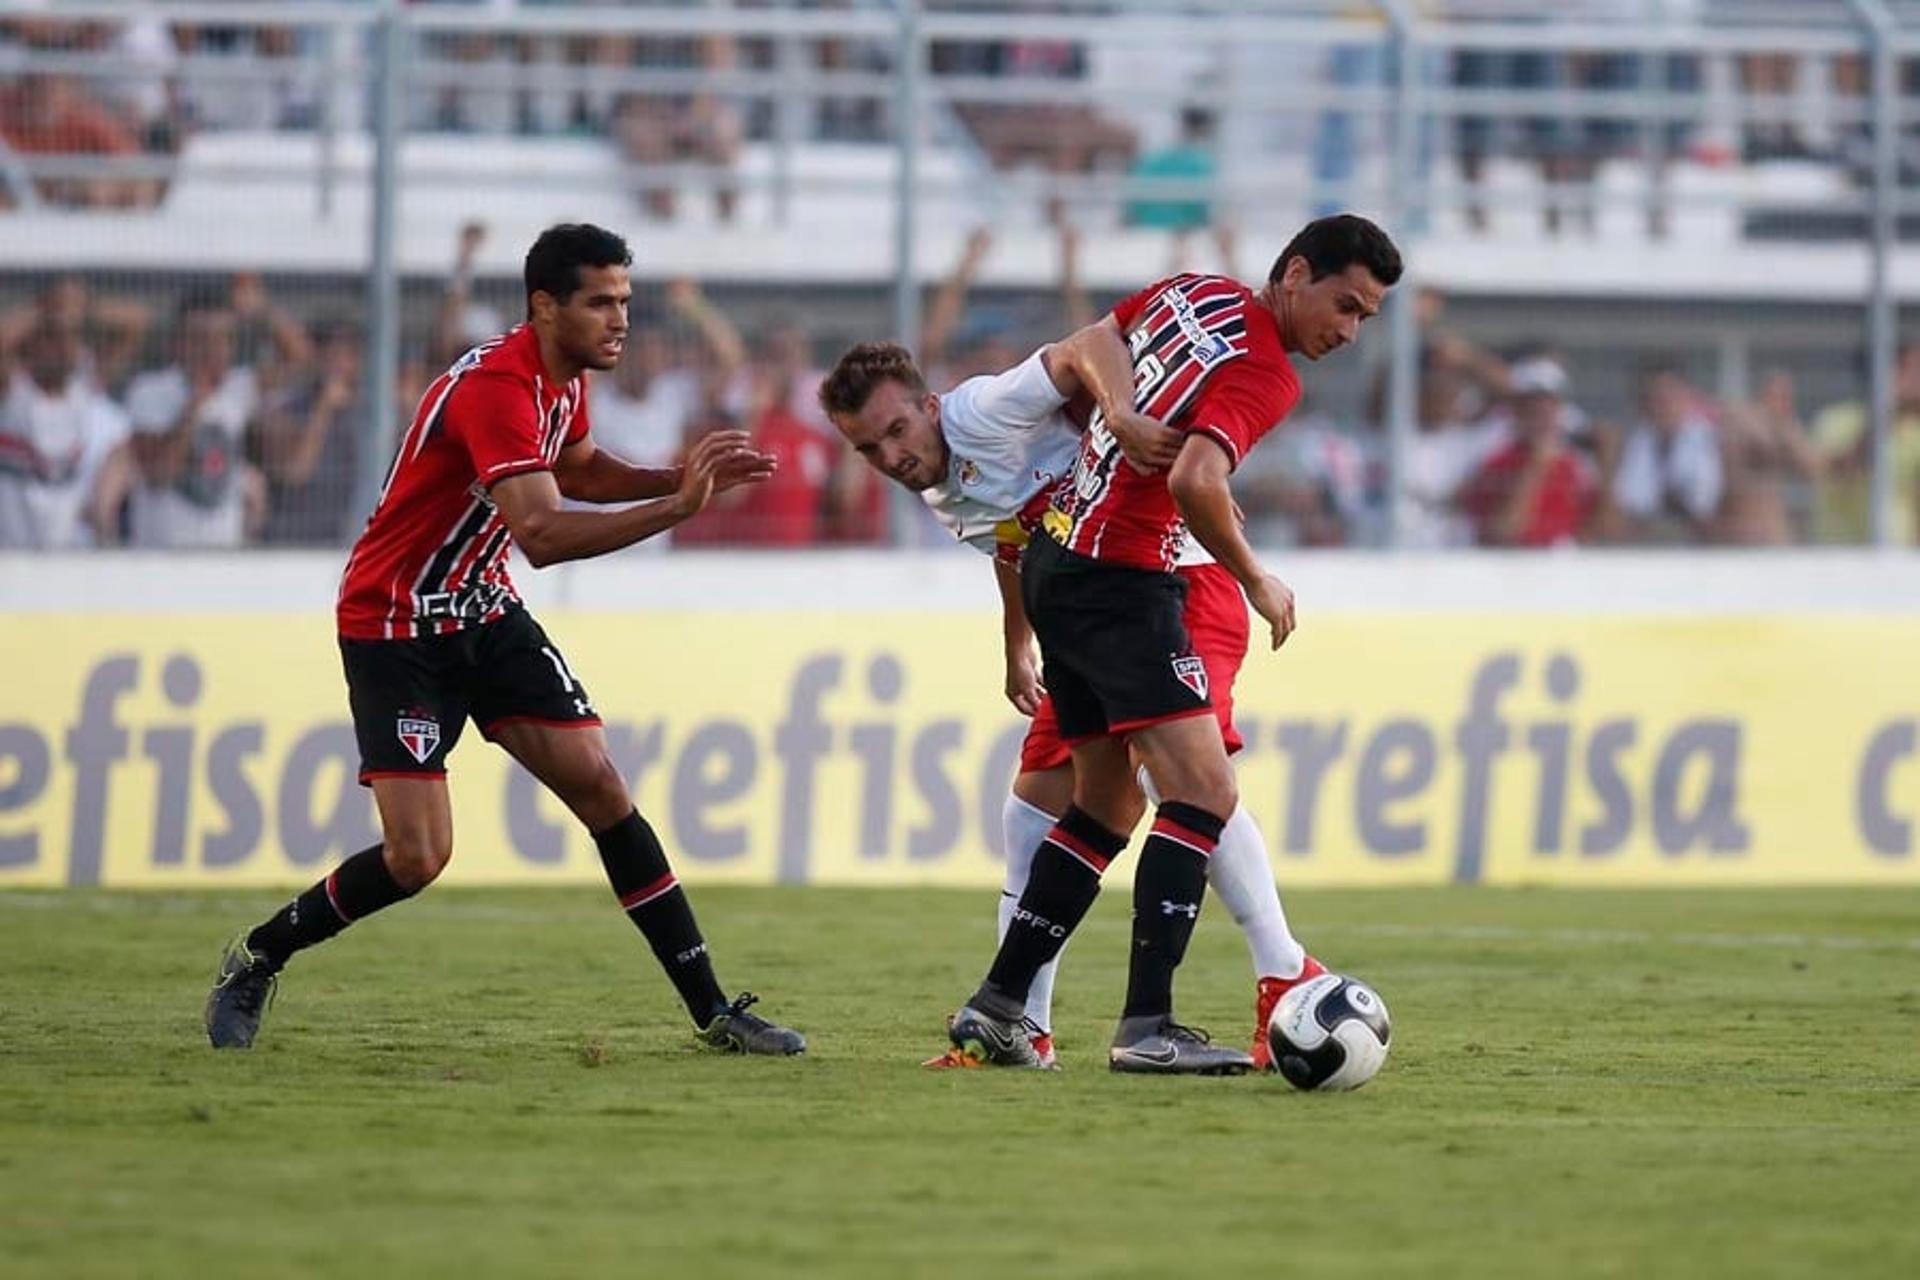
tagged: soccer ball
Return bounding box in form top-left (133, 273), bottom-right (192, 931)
top-left (1266, 973), bottom-right (1391, 1092)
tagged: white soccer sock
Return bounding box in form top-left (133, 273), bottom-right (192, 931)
top-left (999, 791), bottom-right (1064, 1034)
top-left (1211, 804), bottom-right (1307, 980)
top-left (1135, 765), bottom-right (1305, 980)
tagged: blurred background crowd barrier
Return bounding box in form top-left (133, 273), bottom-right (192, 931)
top-left (5, 0), bottom-right (1920, 553)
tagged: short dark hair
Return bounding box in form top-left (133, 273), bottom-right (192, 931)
top-left (819, 342), bottom-right (928, 417)
top-left (524, 223), bottom-right (632, 308)
top-left (1270, 214), bottom-right (1403, 288)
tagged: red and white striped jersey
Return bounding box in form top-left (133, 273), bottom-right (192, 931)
top-left (337, 325), bottom-right (590, 640)
top-left (1044, 274), bottom-right (1299, 572)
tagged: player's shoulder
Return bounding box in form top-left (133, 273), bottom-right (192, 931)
top-left (935, 378), bottom-right (990, 446)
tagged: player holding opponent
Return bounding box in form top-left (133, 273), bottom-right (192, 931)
top-left (205, 223), bottom-right (806, 1057)
top-left (821, 337), bottom-right (1322, 1071)
top-left (946, 215), bottom-right (1400, 1072)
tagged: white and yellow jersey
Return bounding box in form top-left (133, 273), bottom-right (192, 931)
top-left (921, 348), bottom-right (1080, 559)
top-left (920, 345), bottom-right (1218, 569)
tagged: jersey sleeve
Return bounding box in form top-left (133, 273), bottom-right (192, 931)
top-left (954, 348), bottom-right (1068, 433)
top-left (449, 372), bottom-right (550, 486)
top-left (1110, 278), bottom-right (1171, 332)
top-left (1183, 356), bottom-right (1299, 470)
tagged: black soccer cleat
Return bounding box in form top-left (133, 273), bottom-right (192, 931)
top-left (205, 933), bottom-right (280, 1050)
top-left (946, 1001), bottom-right (1048, 1069)
top-left (1108, 1014), bottom-right (1254, 1076)
top-left (698, 992), bottom-right (806, 1056)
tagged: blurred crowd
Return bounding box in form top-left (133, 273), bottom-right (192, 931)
top-left (0, 219), bottom-right (905, 551)
top-left (4, 217), bottom-right (1917, 553)
top-left (1248, 285), bottom-right (1918, 551)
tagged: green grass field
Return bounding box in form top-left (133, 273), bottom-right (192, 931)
top-left (3, 885), bottom-right (1918, 1279)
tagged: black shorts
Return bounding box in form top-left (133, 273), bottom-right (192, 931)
top-left (1020, 534), bottom-right (1212, 743)
top-left (338, 607), bottom-right (600, 784)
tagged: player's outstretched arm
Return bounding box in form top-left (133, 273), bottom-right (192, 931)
top-left (1170, 436), bottom-right (1296, 650)
top-left (491, 430), bottom-right (773, 567)
top-left (1044, 316), bottom-right (1182, 471)
top-left (552, 436), bottom-right (686, 504)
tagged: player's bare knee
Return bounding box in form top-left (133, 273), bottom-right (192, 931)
top-left (1149, 762), bottom-right (1236, 819)
top-left (565, 752), bottom-right (633, 829)
top-left (382, 837), bottom-right (451, 891)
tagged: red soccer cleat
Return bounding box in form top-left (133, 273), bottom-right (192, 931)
top-left (1029, 1031), bottom-right (1057, 1070)
top-left (1250, 956), bottom-right (1329, 1072)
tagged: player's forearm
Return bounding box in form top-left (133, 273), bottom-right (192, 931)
top-left (1055, 316), bottom-right (1134, 417)
top-left (558, 449), bottom-right (683, 503)
top-left (1175, 474), bottom-right (1266, 589)
top-left (993, 557), bottom-right (1033, 652)
top-left (513, 498), bottom-right (691, 567)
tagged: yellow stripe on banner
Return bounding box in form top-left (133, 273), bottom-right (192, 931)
top-left (0, 612), bottom-right (1916, 888)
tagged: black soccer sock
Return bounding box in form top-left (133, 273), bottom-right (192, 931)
top-left (594, 809), bottom-right (729, 1023)
top-left (246, 844), bottom-right (414, 969)
top-left (977, 806), bottom-right (1129, 1012)
top-left (1122, 802), bottom-right (1226, 1021)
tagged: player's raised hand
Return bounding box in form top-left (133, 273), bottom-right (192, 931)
top-left (1106, 408), bottom-right (1184, 473)
top-left (1245, 572), bottom-right (1297, 650)
top-left (1004, 643), bottom-right (1045, 717)
top-left (712, 445), bottom-right (778, 494)
top-left (672, 429), bottom-right (756, 518)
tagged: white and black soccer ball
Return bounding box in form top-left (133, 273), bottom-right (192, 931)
top-left (1266, 973), bottom-right (1391, 1092)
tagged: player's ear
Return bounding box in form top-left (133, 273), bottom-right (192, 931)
top-left (1282, 255), bottom-right (1313, 293)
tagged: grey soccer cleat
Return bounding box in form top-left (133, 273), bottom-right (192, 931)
top-left (698, 992), bottom-right (806, 1055)
top-left (947, 1000), bottom-right (1047, 1069)
top-left (1108, 1015), bottom-right (1254, 1076)
top-left (205, 933), bottom-right (279, 1050)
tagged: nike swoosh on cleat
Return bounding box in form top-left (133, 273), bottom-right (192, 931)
top-left (1117, 1044), bottom-right (1179, 1066)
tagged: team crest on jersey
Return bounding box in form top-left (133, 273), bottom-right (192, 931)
top-left (1172, 655), bottom-right (1208, 700)
top-left (957, 458), bottom-right (981, 487)
top-left (397, 715), bottom-right (441, 764)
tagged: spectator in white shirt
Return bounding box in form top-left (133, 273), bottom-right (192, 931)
top-left (0, 320), bottom-right (128, 548)
top-left (1608, 364), bottom-right (1723, 544)
top-left (124, 293), bottom-right (265, 548)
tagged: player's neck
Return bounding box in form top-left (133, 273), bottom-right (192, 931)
top-left (932, 397), bottom-right (952, 480)
top-left (532, 326), bottom-right (585, 386)
top-left (1257, 281), bottom-right (1296, 354)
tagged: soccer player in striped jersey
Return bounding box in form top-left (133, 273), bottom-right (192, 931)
top-left (942, 215), bottom-right (1401, 1072)
top-left (206, 224), bottom-right (805, 1056)
top-left (822, 337), bottom-right (1326, 1072)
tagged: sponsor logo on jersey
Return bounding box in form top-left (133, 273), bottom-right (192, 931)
top-left (1193, 333), bottom-right (1234, 368)
top-left (397, 715), bottom-right (441, 764)
top-left (1173, 654), bottom-right (1208, 700)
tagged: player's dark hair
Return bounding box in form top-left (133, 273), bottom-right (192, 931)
top-left (1270, 215), bottom-right (1403, 288)
top-left (524, 223), bottom-right (632, 310)
top-left (818, 342), bottom-right (928, 417)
